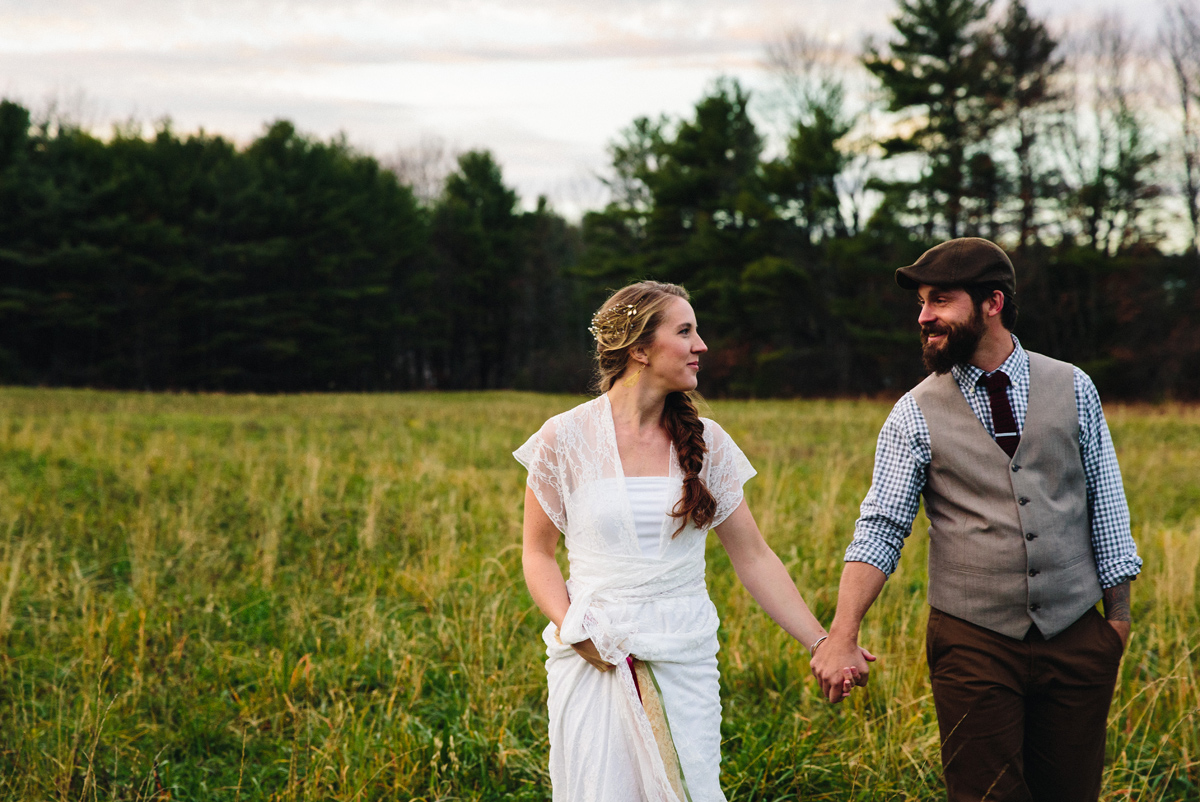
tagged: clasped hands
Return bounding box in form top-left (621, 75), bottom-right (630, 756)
top-left (810, 635), bottom-right (877, 703)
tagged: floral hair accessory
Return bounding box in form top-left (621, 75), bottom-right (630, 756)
top-left (588, 303), bottom-right (639, 343)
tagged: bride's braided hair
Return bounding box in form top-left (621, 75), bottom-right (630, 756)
top-left (591, 281), bottom-right (717, 536)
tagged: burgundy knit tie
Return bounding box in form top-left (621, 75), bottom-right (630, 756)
top-left (982, 370), bottom-right (1020, 458)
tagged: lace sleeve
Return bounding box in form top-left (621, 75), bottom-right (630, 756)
top-left (703, 418), bottom-right (757, 529)
top-left (513, 419), bottom-right (568, 534)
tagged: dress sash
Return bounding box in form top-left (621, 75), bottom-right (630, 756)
top-left (555, 553), bottom-right (708, 802)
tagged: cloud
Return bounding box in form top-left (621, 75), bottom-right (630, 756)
top-left (1, 0), bottom-right (893, 60)
top-left (0, 0), bottom-right (1159, 219)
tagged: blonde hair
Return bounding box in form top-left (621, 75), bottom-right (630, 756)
top-left (590, 281), bottom-right (716, 535)
top-left (591, 281), bottom-right (689, 392)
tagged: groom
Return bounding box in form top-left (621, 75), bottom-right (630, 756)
top-left (810, 238), bottom-right (1142, 801)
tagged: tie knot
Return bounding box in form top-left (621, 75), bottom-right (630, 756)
top-left (982, 370), bottom-right (1011, 393)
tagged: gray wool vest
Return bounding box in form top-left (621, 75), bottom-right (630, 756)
top-left (911, 352), bottom-right (1101, 640)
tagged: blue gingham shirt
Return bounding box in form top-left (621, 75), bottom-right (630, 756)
top-left (845, 336), bottom-right (1142, 589)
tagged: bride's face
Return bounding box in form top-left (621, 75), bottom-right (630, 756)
top-left (639, 297), bottom-right (707, 392)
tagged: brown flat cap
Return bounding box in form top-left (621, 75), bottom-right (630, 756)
top-left (895, 237), bottom-right (1015, 293)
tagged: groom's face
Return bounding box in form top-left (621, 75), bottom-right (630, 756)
top-left (917, 285), bottom-right (985, 375)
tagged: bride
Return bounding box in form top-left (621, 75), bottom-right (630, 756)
top-left (515, 280), bottom-right (871, 801)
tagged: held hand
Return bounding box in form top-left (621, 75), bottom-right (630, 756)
top-left (570, 638), bottom-right (616, 672)
top-left (856, 645), bottom-right (877, 681)
top-left (835, 647), bottom-right (878, 696)
top-left (1107, 619), bottom-right (1131, 649)
top-left (811, 636), bottom-right (876, 704)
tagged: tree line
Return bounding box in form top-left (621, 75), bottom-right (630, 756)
top-left (0, 108), bottom-right (581, 393)
top-left (1, 0), bottom-right (1199, 398)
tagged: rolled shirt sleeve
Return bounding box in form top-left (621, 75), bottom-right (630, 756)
top-left (1073, 367), bottom-right (1142, 588)
top-left (844, 394), bottom-right (930, 576)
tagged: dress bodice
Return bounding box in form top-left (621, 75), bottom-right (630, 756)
top-left (626, 476), bottom-right (675, 558)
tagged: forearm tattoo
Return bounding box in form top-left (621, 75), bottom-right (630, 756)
top-left (1103, 581), bottom-right (1132, 623)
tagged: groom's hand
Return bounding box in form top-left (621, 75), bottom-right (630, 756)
top-left (814, 562), bottom-right (886, 702)
top-left (811, 635), bottom-right (875, 703)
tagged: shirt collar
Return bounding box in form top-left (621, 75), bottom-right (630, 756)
top-left (951, 334), bottom-right (1027, 392)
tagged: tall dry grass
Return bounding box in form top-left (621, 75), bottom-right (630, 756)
top-left (0, 389), bottom-right (1194, 800)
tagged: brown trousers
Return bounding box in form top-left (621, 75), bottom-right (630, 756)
top-left (926, 606), bottom-right (1124, 802)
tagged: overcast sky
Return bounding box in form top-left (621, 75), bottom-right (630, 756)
top-left (0, 0), bottom-right (1153, 215)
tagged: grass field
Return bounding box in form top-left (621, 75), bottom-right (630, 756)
top-left (0, 388), bottom-right (1196, 801)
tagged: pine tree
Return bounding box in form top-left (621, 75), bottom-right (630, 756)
top-left (865, 0), bottom-right (1001, 239)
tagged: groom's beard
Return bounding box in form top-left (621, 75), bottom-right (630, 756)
top-left (921, 306), bottom-right (985, 375)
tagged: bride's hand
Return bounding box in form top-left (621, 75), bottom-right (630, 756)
top-left (570, 638), bottom-right (616, 672)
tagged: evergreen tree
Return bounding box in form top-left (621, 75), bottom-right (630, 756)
top-left (640, 79), bottom-right (772, 340)
top-left (763, 86), bottom-right (855, 245)
top-left (577, 117), bottom-right (666, 288)
top-left (865, 0), bottom-right (1001, 239)
top-left (429, 150), bottom-right (524, 389)
top-left (216, 121), bottom-right (425, 390)
top-left (995, 0), bottom-right (1062, 250)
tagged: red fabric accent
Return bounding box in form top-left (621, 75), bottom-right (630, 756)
top-left (982, 370), bottom-right (1020, 458)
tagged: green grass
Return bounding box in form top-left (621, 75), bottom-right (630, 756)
top-left (0, 389), bottom-right (1195, 800)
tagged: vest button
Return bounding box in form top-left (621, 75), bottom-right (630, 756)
top-left (1026, 532), bottom-right (1037, 540)
top-left (1012, 464), bottom-right (1022, 472)
top-left (1029, 569), bottom-right (1039, 577)
top-left (1029, 603), bottom-right (1041, 612)
top-left (1018, 496), bottom-right (1030, 505)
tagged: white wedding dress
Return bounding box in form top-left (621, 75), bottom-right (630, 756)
top-left (515, 394), bottom-right (755, 802)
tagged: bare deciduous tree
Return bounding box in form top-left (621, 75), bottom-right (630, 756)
top-left (1161, 0), bottom-right (1200, 253)
top-left (1052, 15), bottom-right (1161, 255)
top-left (763, 27), bottom-right (873, 238)
top-left (383, 135), bottom-right (458, 205)
top-left (764, 28), bottom-right (848, 123)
